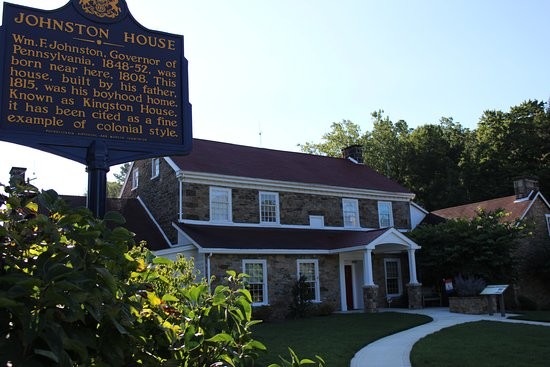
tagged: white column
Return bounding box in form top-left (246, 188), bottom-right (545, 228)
top-left (408, 249), bottom-right (420, 285)
top-left (363, 249), bottom-right (375, 286)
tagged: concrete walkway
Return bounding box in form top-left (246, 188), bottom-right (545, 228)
top-left (350, 307), bottom-right (550, 367)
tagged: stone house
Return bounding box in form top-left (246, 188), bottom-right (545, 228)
top-left (120, 139), bottom-right (427, 317)
top-left (432, 177), bottom-right (550, 308)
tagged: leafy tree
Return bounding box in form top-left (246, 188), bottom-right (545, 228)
top-left (113, 162), bottom-right (131, 184)
top-left (107, 181), bottom-right (121, 198)
top-left (408, 209), bottom-right (528, 286)
top-left (405, 119), bottom-right (472, 210)
top-left (288, 276), bottom-right (313, 318)
top-left (106, 163), bottom-right (131, 198)
top-left (300, 99), bottom-right (549, 210)
top-left (363, 110), bottom-right (411, 183)
top-left (298, 120), bottom-right (364, 157)
top-left (469, 100), bottom-right (550, 201)
top-left (1, 184), bottom-right (149, 366)
top-left (269, 348), bottom-right (325, 367)
top-left (0, 181), bottom-right (323, 366)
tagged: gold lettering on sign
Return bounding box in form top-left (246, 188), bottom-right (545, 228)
top-left (5, 9), bottom-right (182, 143)
top-left (14, 12), bottom-right (109, 39)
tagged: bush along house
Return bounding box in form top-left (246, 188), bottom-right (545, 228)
top-left (120, 139), bottom-right (427, 318)
top-left (432, 177), bottom-right (550, 309)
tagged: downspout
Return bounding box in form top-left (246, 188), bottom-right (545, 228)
top-left (176, 171), bottom-right (184, 222)
top-left (207, 253), bottom-right (213, 291)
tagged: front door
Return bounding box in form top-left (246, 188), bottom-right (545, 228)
top-left (344, 265), bottom-right (354, 310)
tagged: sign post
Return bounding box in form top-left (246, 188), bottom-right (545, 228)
top-left (0, 0), bottom-right (192, 217)
top-left (86, 140), bottom-right (108, 217)
top-left (480, 285), bottom-right (509, 317)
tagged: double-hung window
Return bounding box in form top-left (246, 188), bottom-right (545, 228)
top-left (378, 201), bottom-right (394, 228)
top-left (384, 258), bottom-right (402, 297)
top-left (297, 260), bottom-right (320, 302)
top-left (243, 260), bottom-right (268, 305)
top-left (259, 192), bottom-right (279, 224)
top-left (131, 168), bottom-right (139, 190)
top-left (151, 158), bottom-right (160, 179)
top-left (210, 187), bottom-right (232, 223)
top-left (342, 198), bottom-right (360, 228)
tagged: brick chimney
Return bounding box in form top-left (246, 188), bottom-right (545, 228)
top-left (513, 176), bottom-right (539, 199)
top-left (9, 167), bottom-right (27, 185)
top-left (342, 145), bottom-right (363, 164)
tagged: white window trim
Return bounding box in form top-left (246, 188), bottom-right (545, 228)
top-left (309, 215), bottom-right (325, 228)
top-left (151, 158), bottom-right (160, 179)
top-left (297, 259), bottom-right (320, 302)
top-left (342, 198), bottom-right (360, 228)
top-left (384, 258), bottom-right (402, 297)
top-left (243, 259), bottom-right (268, 306)
top-left (209, 187), bottom-right (232, 223)
top-left (131, 168), bottom-right (139, 190)
top-left (378, 201), bottom-right (394, 228)
top-left (546, 214), bottom-right (550, 237)
top-left (259, 191), bottom-right (280, 224)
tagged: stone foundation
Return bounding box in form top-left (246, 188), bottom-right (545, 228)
top-left (407, 283), bottom-right (422, 309)
top-left (363, 285), bottom-right (379, 313)
top-left (449, 296), bottom-right (496, 314)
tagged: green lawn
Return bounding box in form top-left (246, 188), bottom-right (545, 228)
top-left (253, 312), bottom-right (432, 367)
top-left (508, 310), bottom-right (550, 323)
top-left (410, 320), bottom-right (550, 367)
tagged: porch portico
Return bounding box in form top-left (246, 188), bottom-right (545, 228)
top-left (337, 228), bottom-right (422, 312)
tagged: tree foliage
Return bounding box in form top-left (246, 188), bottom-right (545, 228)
top-left (0, 182), bottom-right (323, 366)
top-left (408, 209), bottom-right (528, 285)
top-left (298, 119), bottom-right (364, 157)
top-left (363, 110), bottom-right (411, 183)
top-left (113, 162), bottom-right (131, 185)
top-left (299, 100), bottom-right (550, 210)
top-left (106, 163), bottom-right (131, 198)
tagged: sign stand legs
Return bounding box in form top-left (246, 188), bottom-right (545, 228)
top-left (86, 141), bottom-right (109, 218)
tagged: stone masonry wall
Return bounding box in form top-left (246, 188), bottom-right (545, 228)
top-left (515, 198), bottom-right (550, 308)
top-left (178, 182), bottom-right (412, 230)
top-left (233, 188), bottom-right (259, 223)
top-left (182, 183), bottom-right (210, 221)
top-left (393, 201), bottom-right (411, 229)
top-left (359, 200), bottom-right (378, 228)
top-left (121, 158), bottom-right (180, 244)
top-left (279, 192), bottom-right (343, 226)
top-left (209, 254), bottom-right (340, 319)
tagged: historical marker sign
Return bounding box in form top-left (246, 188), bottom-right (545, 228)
top-left (0, 0), bottom-right (192, 165)
top-left (480, 285), bottom-right (509, 296)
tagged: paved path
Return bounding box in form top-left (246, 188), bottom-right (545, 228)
top-left (350, 307), bottom-right (550, 367)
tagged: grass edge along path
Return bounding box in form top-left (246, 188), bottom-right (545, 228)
top-left (410, 320), bottom-right (550, 367)
top-left (508, 310), bottom-right (550, 323)
top-left (254, 312), bottom-right (431, 366)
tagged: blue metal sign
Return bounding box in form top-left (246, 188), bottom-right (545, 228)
top-left (0, 0), bottom-right (192, 166)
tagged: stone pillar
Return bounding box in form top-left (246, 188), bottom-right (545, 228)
top-left (363, 285), bottom-right (379, 313)
top-left (407, 283), bottom-right (423, 309)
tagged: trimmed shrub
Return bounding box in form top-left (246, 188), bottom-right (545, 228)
top-left (454, 275), bottom-right (486, 296)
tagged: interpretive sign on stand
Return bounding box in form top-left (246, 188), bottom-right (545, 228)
top-left (0, 0), bottom-right (192, 216)
top-left (480, 284), bottom-right (509, 317)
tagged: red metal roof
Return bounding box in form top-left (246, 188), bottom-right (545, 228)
top-left (178, 224), bottom-right (390, 252)
top-left (170, 139), bottom-right (410, 193)
top-left (432, 194), bottom-right (532, 222)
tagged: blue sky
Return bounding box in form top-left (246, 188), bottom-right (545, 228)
top-left (1, 0), bottom-right (549, 195)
